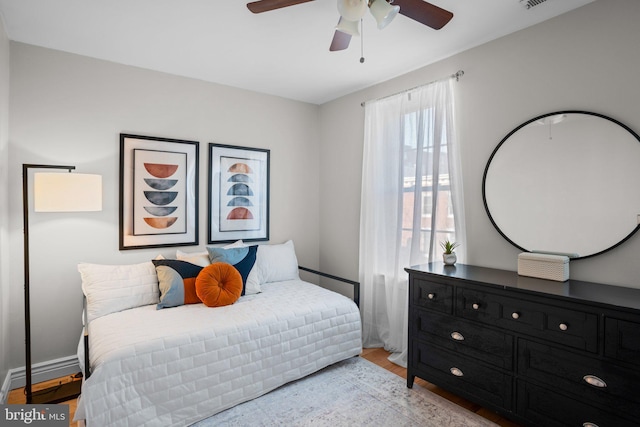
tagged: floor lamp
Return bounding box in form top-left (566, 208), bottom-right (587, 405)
top-left (22, 164), bottom-right (102, 404)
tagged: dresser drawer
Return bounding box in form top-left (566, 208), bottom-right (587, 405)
top-left (604, 316), bottom-right (640, 368)
top-left (518, 339), bottom-right (640, 419)
top-left (411, 340), bottom-right (512, 410)
top-left (412, 279), bottom-right (453, 314)
top-left (411, 307), bottom-right (513, 369)
top-left (457, 287), bottom-right (598, 352)
top-left (517, 381), bottom-right (637, 427)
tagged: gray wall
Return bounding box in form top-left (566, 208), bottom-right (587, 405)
top-left (7, 43), bottom-right (320, 368)
top-left (0, 13), bottom-right (11, 395)
top-left (319, 0), bottom-right (640, 289)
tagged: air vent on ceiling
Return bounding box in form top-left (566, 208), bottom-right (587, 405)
top-left (520, 0), bottom-right (548, 9)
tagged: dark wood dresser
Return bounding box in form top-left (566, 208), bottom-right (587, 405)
top-left (406, 263), bottom-right (640, 427)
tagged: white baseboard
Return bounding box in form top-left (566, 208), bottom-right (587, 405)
top-left (2, 355), bottom-right (80, 401)
top-left (0, 369), bottom-right (11, 404)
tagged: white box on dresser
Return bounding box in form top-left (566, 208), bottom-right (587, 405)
top-left (517, 252), bottom-right (569, 282)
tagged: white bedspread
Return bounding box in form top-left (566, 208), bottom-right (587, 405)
top-left (75, 280), bottom-right (362, 426)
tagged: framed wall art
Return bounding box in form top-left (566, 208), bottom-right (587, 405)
top-left (120, 134), bottom-right (199, 250)
top-left (208, 143), bottom-right (270, 244)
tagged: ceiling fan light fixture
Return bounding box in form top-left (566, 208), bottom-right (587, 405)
top-left (335, 18), bottom-right (360, 36)
top-left (337, 0), bottom-right (368, 22)
top-left (369, 0), bottom-right (400, 30)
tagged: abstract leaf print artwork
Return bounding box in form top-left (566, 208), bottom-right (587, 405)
top-left (208, 144), bottom-right (269, 244)
top-left (133, 149), bottom-right (187, 235)
top-left (219, 156), bottom-right (262, 231)
top-left (120, 134), bottom-right (199, 250)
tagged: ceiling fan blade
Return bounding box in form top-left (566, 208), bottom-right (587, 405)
top-left (247, 0), bottom-right (314, 14)
top-left (329, 30), bottom-right (352, 52)
top-left (393, 0), bottom-right (453, 30)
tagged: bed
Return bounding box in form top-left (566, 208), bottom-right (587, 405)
top-left (74, 241), bottom-right (362, 427)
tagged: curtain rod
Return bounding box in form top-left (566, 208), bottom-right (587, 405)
top-left (360, 70), bottom-right (464, 107)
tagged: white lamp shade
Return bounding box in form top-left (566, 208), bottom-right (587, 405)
top-left (34, 172), bottom-right (102, 212)
top-left (369, 0), bottom-right (400, 29)
top-left (337, 0), bottom-right (368, 22)
top-left (336, 18), bottom-right (360, 36)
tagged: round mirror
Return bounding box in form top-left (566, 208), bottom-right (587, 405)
top-left (483, 111), bottom-right (640, 260)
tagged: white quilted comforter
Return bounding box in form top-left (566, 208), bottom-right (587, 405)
top-left (75, 280), bottom-right (362, 426)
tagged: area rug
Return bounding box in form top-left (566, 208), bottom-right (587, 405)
top-left (192, 356), bottom-right (498, 426)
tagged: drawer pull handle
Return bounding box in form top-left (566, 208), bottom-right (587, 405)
top-left (559, 323), bottom-right (568, 331)
top-left (472, 303), bottom-right (480, 310)
top-left (583, 423), bottom-right (600, 427)
top-left (583, 375), bottom-right (607, 388)
top-left (511, 312), bottom-right (520, 320)
top-left (450, 367), bottom-right (464, 377)
top-left (428, 293), bottom-right (436, 300)
top-left (451, 331), bottom-right (465, 341)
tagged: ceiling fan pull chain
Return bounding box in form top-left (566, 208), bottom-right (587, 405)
top-left (360, 18), bottom-right (365, 63)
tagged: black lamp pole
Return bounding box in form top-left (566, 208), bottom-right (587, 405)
top-left (22, 164), bottom-right (75, 404)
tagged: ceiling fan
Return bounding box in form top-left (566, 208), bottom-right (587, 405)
top-left (246, 0), bottom-right (454, 53)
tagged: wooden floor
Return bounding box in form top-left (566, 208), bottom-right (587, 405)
top-left (8, 347), bottom-right (522, 427)
top-left (7, 373), bottom-right (81, 425)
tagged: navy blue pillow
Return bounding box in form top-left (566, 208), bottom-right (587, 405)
top-left (206, 245), bottom-right (258, 295)
top-left (152, 259), bottom-right (204, 308)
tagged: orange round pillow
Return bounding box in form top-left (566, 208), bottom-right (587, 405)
top-left (195, 262), bottom-right (243, 307)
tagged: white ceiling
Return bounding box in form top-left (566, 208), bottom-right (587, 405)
top-left (0, 0), bottom-right (595, 104)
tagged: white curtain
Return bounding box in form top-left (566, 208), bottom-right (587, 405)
top-left (359, 77), bottom-right (466, 367)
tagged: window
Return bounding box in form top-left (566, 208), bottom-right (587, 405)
top-left (359, 77), bottom-right (465, 366)
top-left (401, 108), bottom-right (457, 261)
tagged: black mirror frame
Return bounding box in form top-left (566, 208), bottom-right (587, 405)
top-left (482, 110), bottom-right (640, 260)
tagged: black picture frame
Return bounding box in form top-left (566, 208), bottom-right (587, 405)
top-left (208, 143), bottom-right (270, 244)
top-left (119, 133), bottom-right (199, 250)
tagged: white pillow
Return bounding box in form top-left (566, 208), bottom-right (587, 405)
top-left (257, 240), bottom-right (300, 284)
top-left (176, 241), bottom-right (245, 267)
top-left (175, 249), bottom-right (210, 267)
top-left (78, 261), bottom-right (159, 323)
top-left (224, 240), bottom-right (246, 249)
